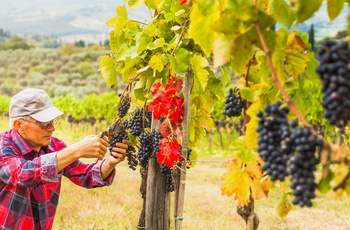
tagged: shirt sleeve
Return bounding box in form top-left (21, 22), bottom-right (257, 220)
top-left (0, 147), bottom-right (60, 187)
top-left (62, 159), bottom-right (115, 188)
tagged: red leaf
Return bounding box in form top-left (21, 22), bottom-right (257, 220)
top-left (159, 121), bottom-right (172, 137)
top-left (151, 81), bottom-right (162, 96)
top-left (148, 91), bottom-right (172, 119)
top-left (179, 0), bottom-right (190, 5)
top-left (156, 139), bottom-right (185, 168)
top-left (165, 76), bottom-right (183, 93)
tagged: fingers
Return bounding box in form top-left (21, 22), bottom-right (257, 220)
top-left (109, 139), bottom-right (128, 162)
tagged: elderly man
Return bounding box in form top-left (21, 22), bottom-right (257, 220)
top-left (0, 88), bottom-right (128, 229)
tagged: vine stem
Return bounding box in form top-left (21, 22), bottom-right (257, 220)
top-left (252, 1), bottom-right (334, 167)
top-left (253, 21), bottom-right (314, 131)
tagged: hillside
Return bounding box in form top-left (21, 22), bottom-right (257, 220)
top-left (0, 1), bottom-right (348, 43)
top-left (0, 0), bottom-right (149, 43)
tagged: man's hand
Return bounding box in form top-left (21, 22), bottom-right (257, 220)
top-left (69, 134), bottom-right (109, 160)
top-left (108, 139), bottom-right (128, 164)
top-left (101, 139), bottom-right (128, 179)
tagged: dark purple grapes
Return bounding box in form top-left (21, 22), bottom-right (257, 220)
top-left (256, 101), bottom-right (291, 182)
top-left (160, 164), bottom-right (174, 192)
top-left (129, 110), bottom-right (143, 136)
top-left (287, 127), bottom-right (323, 207)
top-left (118, 95), bottom-right (130, 118)
top-left (316, 40), bottom-right (350, 128)
top-left (137, 132), bottom-right (154, 167)
top-left (224, 88), bottom-right (245, 117)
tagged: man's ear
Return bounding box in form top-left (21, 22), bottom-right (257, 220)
top-left (13, 119), bottom-right (22, 131)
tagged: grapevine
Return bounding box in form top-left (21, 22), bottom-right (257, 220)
top-left (98, 0), bottom-right (350, 228)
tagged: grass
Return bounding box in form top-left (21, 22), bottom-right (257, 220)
top-left (1, 118), bottom-right (350, 229)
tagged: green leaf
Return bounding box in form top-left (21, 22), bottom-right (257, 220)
top-left (276, 191), bottom-right (293, 218)
top-left (220, 65), bottom-right (231, 88)
top-left (128, 0), bottom-right (145, 10)
top-left (240, 87), bottom-right (256, 102)
top-left (149, 54), bottom-right (166, 76)
top-left (168, 48), bottom-right (191, 73)
top-left (296, 0), bottom-right (323, 24)
top-left (98, 56), bottom-right (117, 88)
top-left (284, 52), bottom-right (310, 78)
top-left (191, 54), bottom-right (209, 91)
top-left (188, 4), bottom-right (217, 56)
top-left (229, 35), bottom-right (256, 75)
top-left (271, 0), bottom-right (296, 27)
top-left (318, 171), bottom-right (335, 193)
top-left (213, 36), bottom-right (235, 68)
top-left (327, 0), bottom-right (345, 21)
top-left (107, 6), bottom-right (129, 34)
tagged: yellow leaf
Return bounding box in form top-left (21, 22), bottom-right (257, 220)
top-left (245, 161), bottom-right (263, 180)
top-left (221, 158), bottom-right (252, 207)
top-left (284, 31), bottom-right (308, 53)
top-left (251, 176), bottom-right (270, 201)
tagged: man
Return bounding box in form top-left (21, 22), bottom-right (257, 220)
top-left (0, 88), bottom-right (128, 229)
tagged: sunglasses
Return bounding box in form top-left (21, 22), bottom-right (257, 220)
top-left (20, 118), bottom-right (59, 130)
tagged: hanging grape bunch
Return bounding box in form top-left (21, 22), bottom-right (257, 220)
top-left (316, 40), bottom-right (350, 128)
top-left (129, 109), bottom-right (143, 136)
top-left (224, 88), bottom-right (245, 117)
top-left (118, 94), bottom-right (131, 118)
top-left (287, 127), bottom-right (323, 207)
top-left (256, 101), bottom-right (291, 181)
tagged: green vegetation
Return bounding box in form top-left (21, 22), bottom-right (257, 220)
top-left (0, 46), bottom-right (116, 98)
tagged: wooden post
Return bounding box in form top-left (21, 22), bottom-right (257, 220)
top-left (174, 66), bottom-right (191, 230)
top-left (139, 119), bottom-right (170, 230)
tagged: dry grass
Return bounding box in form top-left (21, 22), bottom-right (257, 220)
top-left (52, 158), bottom-right (350, 230)
top-left (1, 118), bottom-right (350, 229)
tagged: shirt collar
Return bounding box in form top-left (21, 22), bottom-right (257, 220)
top-left (10, 129), bottom-right (36, 155)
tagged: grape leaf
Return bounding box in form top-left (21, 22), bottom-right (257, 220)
top-left (98, 56), bottom-right (117, 88)
top-left (318, 171), bottom-right (335, 193)
top-left (271, 0), bottom-right (296, 28)
top-left (295, 0), bottom-right (323, 24)
top-left (251, 177), bottom-right (270, 202)
top-left (191, 54), bottom-right (209, 91)
top-left (327, 0), bottom-right (345, 21)
top-left (284, 31), bottom-right (308, 53)
top-left (188, 4), bottom-right (217, 56)
top-left (149, 54), bottom-right (166, 76)
top-left (156, 139), bottom-right (185, 168)
top-left (284, 52), bottom-right (310, 78)
top-left (245, 99), bottom-right (264, 150)
top-left (221, 158), bottom-right (252, 207)
top-left (128, 0), bottom-right (145, 10)
top-left (276, 191), bottom-right (293, 218)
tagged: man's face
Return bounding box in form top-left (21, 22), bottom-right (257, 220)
top-left (17, 116), bottom-right (56, 152)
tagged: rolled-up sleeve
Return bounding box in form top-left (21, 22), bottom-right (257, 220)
top-left (63, 159), bottom-right (115, 188)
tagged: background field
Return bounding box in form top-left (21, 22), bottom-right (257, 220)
top-left (1, 118), bottom-right (350, 230)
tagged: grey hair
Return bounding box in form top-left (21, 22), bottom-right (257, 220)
top-left (9, 116), bottom-right (28, 129)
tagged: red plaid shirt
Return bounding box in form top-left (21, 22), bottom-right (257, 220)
top-left (0, 129), bottom-right (115, 230)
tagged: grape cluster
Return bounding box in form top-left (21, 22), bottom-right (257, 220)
top-left (118, 95), bottom-right (131, 118)
top-left (126, 146), bottom-right (138, 170)
top-left (316, 40), bottom-right (350, 128)
top-left (287, 127), bottom-right (323, 207)
top-left (109, 128), bottom-right (128, 158)
top-left (256, 101), bottom-right (291, 181)
top-left (224, 88), bottom-right (245, 117)
top-left (138, 132), bottom-right (154, 167)
top-left (151, 130), bottom-right (163, 154)
top-left (160, 164), bottom-right (175, 192)
top-left (129, 110), bottom-right (143, 136)
top-left (145, 111), bottom-right (153, 129)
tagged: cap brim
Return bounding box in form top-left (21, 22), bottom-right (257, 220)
top-left (30, 106), bottom-right (63, 122)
